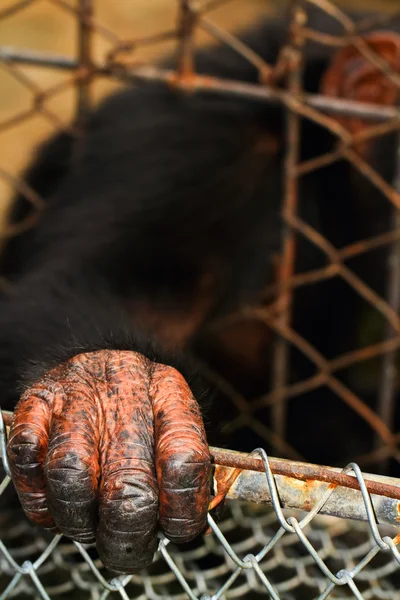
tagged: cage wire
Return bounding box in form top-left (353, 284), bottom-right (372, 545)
top-left (1, 0), bottom-right (400, 598)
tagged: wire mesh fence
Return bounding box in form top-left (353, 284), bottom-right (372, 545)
top-left (2, 415), bottom-right (400, 599)
top-left (1, 0), bottom-right (400, 598)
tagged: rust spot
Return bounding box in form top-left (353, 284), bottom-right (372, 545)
top-left (303, 480), bottom-right (316, 511)
top-left (210, 465), bottom-right (243, 511)
top-left (306, 478), bottom-right (319, 489)
top-left (168, 72), bottom-right (225, 92)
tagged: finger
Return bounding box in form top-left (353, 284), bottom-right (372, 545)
top-left (151, 364), bottom-right (211, 544)
top-left (44, 357), bottom-right (101, 544)
top-left (7, 383), bottom-right (56, 530)
top-left (96, 351), bottom-right (159, 573)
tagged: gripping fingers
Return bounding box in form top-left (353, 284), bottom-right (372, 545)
top-left (8, 362), bottom-right (102, 543)
top-left (7, 350), bottom-right (210, 575)
top-left (43, 362), bottom-right (102, 544)
top-left (96, 352), bottom-right (159, 574)
top-left (7, 383), bottom-right (56, 530)
top-left (151, 364), bottom-right (211, 544)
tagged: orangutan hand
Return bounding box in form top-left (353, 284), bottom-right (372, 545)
top-left (7, 350), bottom-right (211, 573)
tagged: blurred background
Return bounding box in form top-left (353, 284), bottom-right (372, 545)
top-left (0, 0), bottom-right (398, 229)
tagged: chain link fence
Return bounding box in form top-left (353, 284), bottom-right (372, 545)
top-left (1, 0), bottom-right (400, 598)
top-left (2, 421), bottom-right (400, 599)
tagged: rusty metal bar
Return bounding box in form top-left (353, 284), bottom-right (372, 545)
top-left (1, 47), bottom-right (400, 122)
top-left (215, 462), bottom-right (400, 529)
top-left (197, 15), bottom-right (274, 81)
top-left (376, 130), bottom-right (400, 472)
top-left (307, 93), bottom-right (399, 121)
top-left (210, 447), bottom-right (400, 501)
top-left (75, 0), bottom-right (93, 128)
top-left (177, 0), bottom-right (196, 78)
top-left (212, 448), bottom-right (400, 528)
top-left (2, 404), bottom-right (397, 508)
top-left (271, 2), bottom-right (306, 444)
top-left (3, 408), bottom-right (398, 503)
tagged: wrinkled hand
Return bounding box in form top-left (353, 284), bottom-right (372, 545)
top-left (7, 350), bottom-right (211, 573)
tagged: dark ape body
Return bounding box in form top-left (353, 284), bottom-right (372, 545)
top-left (1, 10), bottom-right (399, 498)
top-left (0, 18), bottom-right (333, 392)
top-left (0, 19), bottom-right (289, 407)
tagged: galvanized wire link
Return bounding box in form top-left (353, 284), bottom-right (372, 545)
top-left (0, 412), bottom-right (10, 479)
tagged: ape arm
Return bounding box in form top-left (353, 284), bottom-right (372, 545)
top-left (0, 268), bottom-right (211, 573)
top-left (0, 267), bottom-right (151, 407)
top-left (0, 25), bottom-right (286, 573)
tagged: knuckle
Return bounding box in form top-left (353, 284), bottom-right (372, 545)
top-left (101, 471), bottom-right (159, 508)
top-left (45, 451), bottom-right (92, 477)
top-left (45, 451), bottom-right (98, 499)
top-left (160, 445), bottom-right (210, 470)
top-left (7, 429), bottom-right (47, 467)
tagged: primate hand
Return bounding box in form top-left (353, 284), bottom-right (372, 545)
top-left (7, 350), bottom-right (211, 573)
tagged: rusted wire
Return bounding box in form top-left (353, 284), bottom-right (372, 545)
top-left (75, 0), bottom-right (93, 128)
top-left (254, 336), bottom-right (400, 411)
top-left (296, 119), bottom-right (400, 176)
top-left (1, 48), bottom-right (399, 122)
top-left (219, 304), bottom-right (396, 446)
top-left (197, 14), bottom-right (274, 81)
top-left (0, 0), bottom-right (35, 20)
top-left (257, 227), bottom-right (400, 302)
top-left (271, 1), bottom-right (306, 447)
top-left (376, 132), bottom-right (400, 470)
top-left (285, 213), bottom-right (400, 331)
top-left (177, 0), bottom-right (197, 79)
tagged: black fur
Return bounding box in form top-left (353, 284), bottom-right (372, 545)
top-left (0, 132), bottom-right (74, 280)
top-left (0, 265), bottom-right (212, 410)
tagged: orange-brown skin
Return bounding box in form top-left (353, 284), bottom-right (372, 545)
top-left (7, 350), bottom-right (211, 574)
top-left (320, 32), bottom-right (400, 154)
